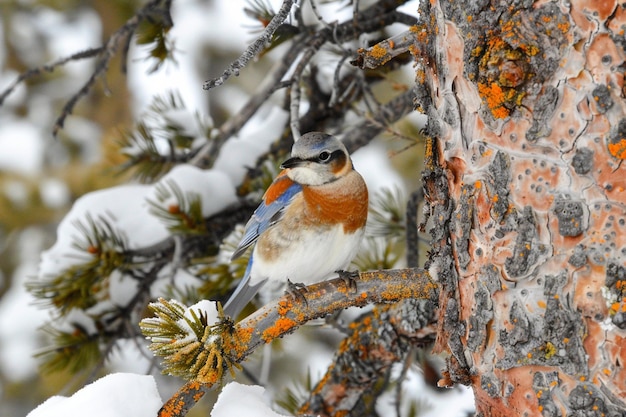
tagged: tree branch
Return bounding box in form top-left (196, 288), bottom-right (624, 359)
top-left (352, 27), bottom-right (421, 70)
top-left (0, 47), bottom-right (104, 106)
top-left (343, 86), bottom-right (418, 153)
top-left (189, 39), bottom-right (303, 168)
top-left (202, 0), bottom-right (297, 90)
top-left (190, 1), bottom-right (416, 169)
top-left (51, 0), bottom-right (165, 136)
top-left (300, 298), bottom-right (438, 416)
top-left (233, 268), bottom-right (436, 357)
top-left (155, 267), bottom-right (437, 417)
top-left (0, 0), bottom-right (171, 136)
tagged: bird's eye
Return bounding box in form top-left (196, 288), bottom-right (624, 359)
top-left (318, 151), bottom-right (331, 162)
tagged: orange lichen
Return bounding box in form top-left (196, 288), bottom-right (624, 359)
top-left (261, 317), bottom-right (296, 343)
top-left (159, 381), bottom-right (204, 417)
top-left (471, 44), bottom-right (484, 59)
top-left (192, 390), bottom-right (204, 402)
top-left (478, 82), bottom-right (510, 119)
top-left (234, 326), bottom-right (253, 345)
top-left (369, 44), bottom-right (387, 59)
top-left (518, 43), bottom-right (539, 57)
top-left (608, 139), bottom-right (626, 159)
top-left (160, 399), bottom-right (184, 417)
top-left (277, 299), bottom-right (292, 316)
top-left (221, 326), bottom-right (254, 360)
top-left (415, 68), bottom-right (426, 84)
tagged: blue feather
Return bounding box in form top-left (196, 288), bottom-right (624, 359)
top-left (231, 181), bottom-right (302, 260)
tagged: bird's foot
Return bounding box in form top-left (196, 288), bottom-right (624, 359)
top-left (335, 269), bottom-right (359, 292)
top-left (286, 279), bottom-right (308, 306)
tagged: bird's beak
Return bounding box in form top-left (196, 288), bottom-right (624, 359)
top-left (280, 157), bottom-right (305, 169)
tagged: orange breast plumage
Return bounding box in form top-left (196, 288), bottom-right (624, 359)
top-left (301, 171), bottom-right (368, 233)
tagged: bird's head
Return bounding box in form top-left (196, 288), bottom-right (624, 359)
top-left (281, 132), bottom-right (353, 185)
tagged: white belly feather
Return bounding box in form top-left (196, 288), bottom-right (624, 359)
top-left (249, 224), bottom-right (364, 288)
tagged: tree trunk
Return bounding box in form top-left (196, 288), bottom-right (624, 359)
top-left (420, 0), bottom-right (626, 415)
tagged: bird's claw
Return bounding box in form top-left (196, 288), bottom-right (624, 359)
top-left (335, 269), bottom-right (359, 292)
top-left (286, 279), bottom-right (308, 306)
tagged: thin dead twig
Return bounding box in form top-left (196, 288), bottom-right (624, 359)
top-left (202, 0), bottom-right (297, 90)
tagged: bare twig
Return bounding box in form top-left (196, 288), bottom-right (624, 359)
top-left (0, 0), bottom-right (172, 136)
top-left (0, 47), bottom-right (104, 106)
top-left (289, 75), bottom-right (302, 140)
top-left (188, 40), bottom-right (303, 167)
top-left (51, 4), bottom-right (148, 136)
top-left (202, 0), bottom-right (297, 90)
top-left (352, 27), bottom-right (421, 70)
top-left (395, 353), bottom-right (414, 417)
top-left (343, 86), bottom-right (418, 153)
top-left (191, 2), bottom-right (415, 168)
top-left (334, 54), bottom-right (357, 97)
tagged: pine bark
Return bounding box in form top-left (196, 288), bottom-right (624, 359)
top-left (420, 0), bottom-right (626, 415)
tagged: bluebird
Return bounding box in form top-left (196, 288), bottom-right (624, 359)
top-left (222, 132), bottom-right (369, 318)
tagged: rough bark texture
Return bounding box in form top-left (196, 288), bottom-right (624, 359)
top-left (419, 0), bottom-right (626, 415)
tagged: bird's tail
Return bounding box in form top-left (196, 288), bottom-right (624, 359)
top-left (222, 255), bottom-right (266, 319)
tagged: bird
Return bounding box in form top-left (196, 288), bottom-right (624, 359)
top-left (222, 131), bottom-right (368, 319)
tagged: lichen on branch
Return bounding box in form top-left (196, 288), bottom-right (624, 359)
top-left (142, 267), bottom-right (437, 417)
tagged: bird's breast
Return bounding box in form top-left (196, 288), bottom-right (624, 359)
top-left (301, 171), bottom-right (368, 233)
top-left (252, 220), bottom-right (365, 286)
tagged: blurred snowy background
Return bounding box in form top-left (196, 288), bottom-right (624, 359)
top-left (0, 0), bottom-right (474, 416)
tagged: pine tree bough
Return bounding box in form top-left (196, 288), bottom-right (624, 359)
top-left (418, 0), bottom-right (626, 414)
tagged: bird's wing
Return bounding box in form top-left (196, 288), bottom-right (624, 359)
top-left (231, 173), bottom-right (302, 260)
